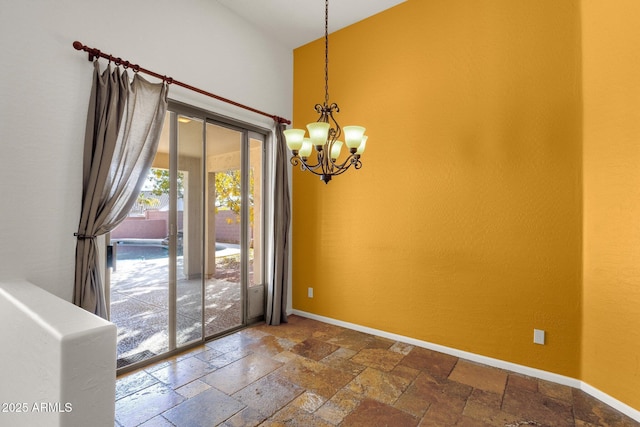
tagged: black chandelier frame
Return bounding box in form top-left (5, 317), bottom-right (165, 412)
top-left (288, 0), bottom-right (364, 184)
top-left (290, 103), bottom-right (362, 184)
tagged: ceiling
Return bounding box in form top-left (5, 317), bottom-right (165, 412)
top-left (215, 0), bottom-right (407, 49)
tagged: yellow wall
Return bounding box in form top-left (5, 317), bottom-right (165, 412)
top-left (582, 0), bottom-right (640, 410)
top-left (292, 0), bottom-right (582, 378)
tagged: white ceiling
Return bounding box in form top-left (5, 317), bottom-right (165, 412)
top-left (215, 0), bottom-right (407, 49)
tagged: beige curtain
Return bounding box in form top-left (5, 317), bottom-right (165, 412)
top-left (266, 123), bottom-right (291, 325)
top-left (74, 61), bottom-right (168, 318)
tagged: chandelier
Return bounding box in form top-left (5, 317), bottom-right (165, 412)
top-left (284, 0), bottom-right (367, 184)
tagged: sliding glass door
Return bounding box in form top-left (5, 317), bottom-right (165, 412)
top-left (203, 123), bottom-right (265, 336)
top-left (109, 103), bottom-right (268, 371)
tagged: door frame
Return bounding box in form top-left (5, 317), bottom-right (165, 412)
top-left (107, 99), bottom-right (273, 374)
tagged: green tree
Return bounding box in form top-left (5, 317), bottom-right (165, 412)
top-left (136, 193), bottom-right (160, 209)
top-left (215, 169), bottom-right (254, 224)
top-left (134, 168), bottom-right (184, 213)
top-left (149, 168), bottom-right (184, 198)
top-left (141, 167), bottom-right (253, 224)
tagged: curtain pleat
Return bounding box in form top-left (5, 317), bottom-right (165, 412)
top-left (74, 61), bottom-right (168, 318)
top-left (266, 123), bottom-right (291, 325)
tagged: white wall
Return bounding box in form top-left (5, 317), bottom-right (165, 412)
top-left (0, 0), bottom-right (292, 301)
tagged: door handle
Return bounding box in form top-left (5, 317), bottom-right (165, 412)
top-left (107, 243), bottom-right (117, 271)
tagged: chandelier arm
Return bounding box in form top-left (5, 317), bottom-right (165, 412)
top-left (321, 149), bottom-right (333, 176)
top-left (290, 156), bottom-right (303, 168)
top-left (336, 155), bottom-right (363, 173)
top-left (300, 162), bottom-right (324, 173)
top-left (328, 160), bottom-right (358, 176)
top-left (322, 103), bottom-right (341, 141)
top-left (328, 153), bottom-right (361, 171)
top-left (314, 149), bottom-right (329, 172)
top-left (295, 159), bottom-right (331, 177)
top-left (293, 151), bottom-right (327, 173)
top-left (294, 150), bottom-right (362, 179)
top-left (323, 165), bottom-right (351, 178)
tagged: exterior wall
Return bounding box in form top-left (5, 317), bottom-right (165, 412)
top-left (582, 0), bottom-right (640, 410)
top-left (110, 209), bottom-right (240, 243)
top-left (215, 210), bottom-right (241, 244)
top-left (110, 216), bottom-right (167, 240)
top-left (292, 0), bottom-right (582, 378)
top-left (0, 0), bottom-right (292, 301)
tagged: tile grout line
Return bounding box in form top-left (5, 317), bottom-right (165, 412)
top-left (292, 308), bottom-right (640, 423)
top-left (115, 316), bottom-right (639, 426)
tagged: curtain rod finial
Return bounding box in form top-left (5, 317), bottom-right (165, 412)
top-left (73, 41), bottom-right (94, 61)
top-left (274, 116), bottom-right (291, 125)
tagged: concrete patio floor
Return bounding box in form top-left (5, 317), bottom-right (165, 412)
top-left (109, 251), bottom-right (245, 368)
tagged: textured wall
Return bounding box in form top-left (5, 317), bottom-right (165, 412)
top-left (292, 0), bottom-right (582, 377)
top-left (0, 0), bottom-right (291, 301)
top-left (582, 0), bottom-right (640, 410)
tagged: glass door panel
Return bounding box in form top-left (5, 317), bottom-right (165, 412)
top-left (109, 112), bottom-right (173, 369)
top-left (247, 136), bottom-right (265, 319)
top-left (205, 122), bottom-right (243, 336)
top-left (175, 115), bottom-right (204, 346)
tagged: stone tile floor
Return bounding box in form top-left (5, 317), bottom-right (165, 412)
top-left (115, 315), bottom-right (640, 426)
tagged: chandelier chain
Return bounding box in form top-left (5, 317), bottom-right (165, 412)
top-left (324, 0), bottom-right (329, 106)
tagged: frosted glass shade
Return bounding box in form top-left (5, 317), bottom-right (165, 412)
top-left (283, 129), bottom-right (305, 151)
top-left (330, 140), bottom-right (343, 160)
top-left (356, 135), bottom-right (367, 155)
top-left (343, 126), bottom-right (366, 149)
top-left (299, 139), bottom-right (313, 158)
top-left (307, 122), bottom-right (331, 146)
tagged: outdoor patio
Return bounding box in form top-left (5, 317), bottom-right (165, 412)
top-left (109, 246), bottom-right (245, 368)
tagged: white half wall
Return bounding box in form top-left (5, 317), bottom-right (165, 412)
top-left (0, 281), bottom-right (117, 427)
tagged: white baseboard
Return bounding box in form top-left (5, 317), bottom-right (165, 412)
top-left (580, 382), bottom-right (640, 423)
top-left (291, 309), bottom-right (640, 423)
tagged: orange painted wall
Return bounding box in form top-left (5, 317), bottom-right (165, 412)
top-left (582, 0), bottom-right (640, 410)
top-left (291, 0), bottom-right (582, 378)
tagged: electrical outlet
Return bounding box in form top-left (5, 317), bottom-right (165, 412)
top-left (533, 329), bottom-right (545, 345)
top-left (308, 287), bottom-right (314, 298)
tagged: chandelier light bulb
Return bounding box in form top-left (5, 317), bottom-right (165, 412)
top-left (330, 140), bottom-right (343, 160)
top-left (299, 139), bottom-right (313, 158)
top-left (283, 129), bottom-right (305, 151)
top-left (343, 126), bottom-right (366, 150)
top-left (356, 135), bottom-right (367, 155)
top-left (307, 122), bottom-right (331, 147)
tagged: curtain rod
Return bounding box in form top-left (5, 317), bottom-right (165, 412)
top-left (72, 41), bottom-right (291, 125)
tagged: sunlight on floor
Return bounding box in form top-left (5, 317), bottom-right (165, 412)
top-left (110, 252), bottom-right (243, 368)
